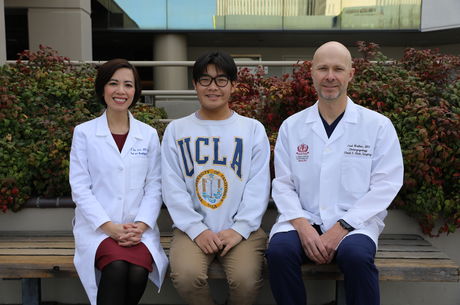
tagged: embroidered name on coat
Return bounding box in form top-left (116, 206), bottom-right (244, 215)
top-left (344, 144), bottom-right (372, 157)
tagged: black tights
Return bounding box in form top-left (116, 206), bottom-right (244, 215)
top-left (97, 260), bottom-right (149, 305)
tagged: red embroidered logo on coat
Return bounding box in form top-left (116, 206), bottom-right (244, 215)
top-left (296, 144), bottom-right (310, 162)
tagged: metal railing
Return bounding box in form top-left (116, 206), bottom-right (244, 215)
top-left (66, 60), bottom-right (304, 67)
top-left (5, 60), bottom-right (304, 98)
top-left (5, 59), bottom-right (394, 99)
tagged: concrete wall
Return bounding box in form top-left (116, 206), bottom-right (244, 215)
top-left (0, 208), bottom-right (458, 305)
top-left (4, 0), bottom-right (92, 60)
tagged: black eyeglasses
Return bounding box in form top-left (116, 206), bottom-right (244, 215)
top-left (197, 75), bottom-right (230, 87)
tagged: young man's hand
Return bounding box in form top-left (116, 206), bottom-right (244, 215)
top-left (217, 229), bottom-right (243, 256)
top-left (194, 229), bottom-right (223, 254)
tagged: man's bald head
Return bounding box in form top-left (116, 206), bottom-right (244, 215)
top-left (312, 41), bottom-right (353, 69)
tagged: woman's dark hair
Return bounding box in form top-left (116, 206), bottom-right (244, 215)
top-left (192, 51), bottom-right (237, 83)
top-left (95, 58), bottom-right (142, 108)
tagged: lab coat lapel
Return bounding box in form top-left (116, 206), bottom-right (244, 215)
top-left (307, 102), bottom-right (329, 143)
top-left (327, 98), bottom-right (358, 145)
top-left (95, 111), bottom-right (120, 155)
top-left (120, 112), bottom-right (143, 159)
top-left (327, 120), bottom-right (345, 144)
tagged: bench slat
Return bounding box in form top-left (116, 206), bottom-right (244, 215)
top-left (0, 256), bottom-right (75, 278)
top-left (0, 236), bottom-right (74, 242)
top-left (376, 258), bottom-right (460, 282)
top-left (376, 251), bottom-right (450, 259)
top-left (378, 244), bottom-right (435, 252)
top-left (379, 234), bottom-right (424, 240)
top-left (0, 249), bottom-right (74, 255)
top-left (379, 239), bottom-right (431, 246)
top-left (0, 242), bottom-right (75, 249)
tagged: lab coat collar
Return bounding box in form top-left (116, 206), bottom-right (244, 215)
top-left (304, 97), bottom-right (358, 124)
top-left (305, 97), bottom-right (358, 143)
top-left (304, 101), bottom-right (321, 124)
top-left (127, 111), bottom-right (144, 140)
top-left (342, 98), bottom-right (359, 124)
top-left (95, 111), bottom-right (111, 137)
top-left (120, 112), bottom-right (144, 158)
top-left (95, 111), bottom-right (144, 158)
top-left (305, 102), bottom-right (328, 142)
top-left (95, 111), bottom-right (143, 140)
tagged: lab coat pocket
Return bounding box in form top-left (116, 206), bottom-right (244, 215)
top-left (341, 158), bottom-right (371, 193)
top-left (130, 157), bottom-right (149, 189)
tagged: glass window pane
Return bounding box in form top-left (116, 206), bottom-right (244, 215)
top-left (100, 0), bottom-right (421, 31)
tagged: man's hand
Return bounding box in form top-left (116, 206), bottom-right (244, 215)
top-left (290, 218), bottom-right (329, 264)
top-left (194, 230), bottom-right (223, 254)
top-left (320, 222), bottom-right (349, 263)
top-left (217, 229), bottom-right (243, 256)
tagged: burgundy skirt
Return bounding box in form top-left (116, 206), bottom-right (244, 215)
top-left (95, 237), bottom-right (154, 272)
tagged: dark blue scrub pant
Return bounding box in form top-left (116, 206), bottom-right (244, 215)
top-left (266, 230), bottom-right (379, 305)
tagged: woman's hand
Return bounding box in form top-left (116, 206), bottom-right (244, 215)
top-left (100, 221), bottom-right (149, 247)
top-left (118, 222), bottom-right (149, 247)
top-left (100, 221), bottom-right (128, 242)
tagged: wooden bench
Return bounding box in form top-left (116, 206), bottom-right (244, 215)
top-left (0, 232), bottom-right (459, 305)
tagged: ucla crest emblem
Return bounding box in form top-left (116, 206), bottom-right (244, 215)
top-left (195, 169), bottom-right (228, 209)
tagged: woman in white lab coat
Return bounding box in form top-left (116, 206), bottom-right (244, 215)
top-left (69, 59), bottom-right (167, 305)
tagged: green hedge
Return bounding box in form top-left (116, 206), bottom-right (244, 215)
top-left (229, 42), bottom-right (460, 236)
top-left (1, 43), bottom-right (459, 236)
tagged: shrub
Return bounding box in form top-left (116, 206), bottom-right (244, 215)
top-left (230, 63), bottom-right (316, 134)
top-left (230, 42), bottom-right (460, 236)
top-left (350, 42), bottom-right (460, 236)
top-left (0, 46), bottom-right (166, 211)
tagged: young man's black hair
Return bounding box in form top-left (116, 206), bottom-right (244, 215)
top-left (192, 51), bottom-right (238, 82)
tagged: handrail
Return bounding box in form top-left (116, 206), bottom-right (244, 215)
top-left (5, 59), bottom-right (394, 66)
top-left (4, 60), bottom-right (304, 97)
top-left (5, 60), bottom-right (304, 67)
top-left (142, 90), bottom-right (196, 96)
top-left (3, 59), bottom-right (393, 97)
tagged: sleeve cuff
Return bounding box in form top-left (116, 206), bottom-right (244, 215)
top-left (341, 214), bottom-right (363, 230)
top-left (231, 221), bottom-right (253, 239)
top-left (93, 216), bottom-right (111, 232)
top-left (278, 211), bottom-right (307, 224)
top-left (185, 223), bottom-right (209, 241)
top-left (134, 215), bottom-right (154, 229)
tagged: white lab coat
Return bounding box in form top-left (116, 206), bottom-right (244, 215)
top-left (270, 98), bottom-right (404, 247)
top-left (69, 111), bottom-right (168, 305)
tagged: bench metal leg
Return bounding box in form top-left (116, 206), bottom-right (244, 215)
top-left (335, 280), bottom-right (346, 305)
top-left (21, 279), bottom-right (41, 305)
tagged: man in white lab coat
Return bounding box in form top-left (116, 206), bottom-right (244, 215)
top-left (266, 41), bottom-right (404, 305)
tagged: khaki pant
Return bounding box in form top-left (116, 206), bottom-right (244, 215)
top-left (169, 228), bottom-right (267, 305)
